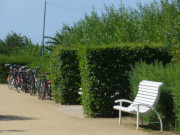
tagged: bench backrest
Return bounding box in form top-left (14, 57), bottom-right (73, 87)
top-left (132, 80), bottom-right (163, 114)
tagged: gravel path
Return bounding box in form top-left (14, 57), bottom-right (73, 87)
top-left (0, 84), bottom-right (176, 135)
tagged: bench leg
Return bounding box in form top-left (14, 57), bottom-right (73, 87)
top-left (137, 106), bottom-right (139, 130)
top-left (152, 108), bottom-right (163, 131)
top-left (119, 110), bottom-right (121, 125)
top-left (119, 102), bottom-right (122, 125)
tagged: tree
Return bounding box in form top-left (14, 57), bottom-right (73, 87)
top-left (0, 39), bottom-right (7, 55)
top-left (0, 31), bottom-right (33, 55)
top-left (4, 32), bottom-right (29, 55)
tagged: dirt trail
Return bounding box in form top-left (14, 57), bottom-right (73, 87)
top-left (0, 84), bottom-right (176, 135)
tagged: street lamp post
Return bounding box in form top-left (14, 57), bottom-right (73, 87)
top-left (41, 0), bottom-right (46, 57)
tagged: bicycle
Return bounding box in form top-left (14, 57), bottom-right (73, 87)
top-left (24, 68), bottom-right (32, 93)
top-left (38, 72), bottom-right (51, 100)
top-left (16, 66), bottom-right (30, 93)
top-left (18, 65), bottom-right (28, 91)
top-left (5, 64), bottom-right (13, 89)
top-left (5, 64), bottom-right (19, 92)
top-left (29, 67), bottom-right (41, 96)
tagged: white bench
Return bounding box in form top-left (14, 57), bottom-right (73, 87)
top-left (113, 80), bottom-right (164, 131)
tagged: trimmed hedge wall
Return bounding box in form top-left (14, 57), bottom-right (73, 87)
top-left (50, 47), bottom-right (81, 104)
top-left (129, 62), bottom-right (180, 132)
top-left (78, 43), bottom-right (171, 117)
top-left (0, 63), bottom-right (11, 83)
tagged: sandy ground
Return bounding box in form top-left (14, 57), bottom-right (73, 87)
top-left (0, 84), bottom-right (177, 135)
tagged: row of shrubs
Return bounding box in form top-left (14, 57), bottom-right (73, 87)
top-left (50, 43), bottom-right (171, 117)
top-left (51, 43), bottom-right (180, 132)
top-left (129, 62), bottom-right (180, 132)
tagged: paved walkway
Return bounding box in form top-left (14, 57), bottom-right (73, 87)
top-left (0, 84), bottom-right (176, 135)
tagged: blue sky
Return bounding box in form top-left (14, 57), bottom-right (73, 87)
top-left (0, 0), bottom-right (158, 45)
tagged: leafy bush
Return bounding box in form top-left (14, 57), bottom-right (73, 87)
top-left (47, 0), bottom-right (180, 49)
top-left (78, 43), bottom-right (171, 117)
top-left (129, 61), bottom-right (180, 132)
top-left (50, 47), bottom-right (81, 104)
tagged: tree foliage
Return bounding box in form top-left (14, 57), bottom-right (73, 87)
top-left (2, 32), bottom-right (30, 55)
top-left (0, 31), bottom-right (49, 57)
top-left (47, 0), bottom-right (180, 51)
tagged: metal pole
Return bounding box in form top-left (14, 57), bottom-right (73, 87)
top-left (41, 0), bottom-right (46, 57)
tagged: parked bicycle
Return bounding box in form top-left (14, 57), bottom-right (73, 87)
top-left (5, 64), bottom-right (20, 92)
top-left (29, 67), bottom-right (41, 96)
top-left (18, 65), bottom-right (28, 92)
top-left (38, 72), bottom-right (51, 100)
top-left (5, 64), bottom-right (52, 100)
top-left (24, 68), bottom-right (32, 93)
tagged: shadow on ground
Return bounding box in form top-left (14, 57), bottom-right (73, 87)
top-left (140, 124), bottom-right (163, 131)
top-left (0, 130), bottom-right (26, 133)
top-left (0, 115), bottom-right (38, 121)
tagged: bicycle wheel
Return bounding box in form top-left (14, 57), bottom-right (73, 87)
top-left (34, 81), bottom-right (39, 96)
top-left (41, 83), bottom-right (46, 100)
top-left (20, 79), bottom-right (23, 91)
top-left (11, 78), bottom-right (14, 90)
top-left (30, 81), bottom-right (34, 96)
top-left (30, 85), bottom-right (33, 96)
top-left (37, 89), bottom-right (41, 99)
top-left (21, 81), bottom-right (25, 92)
top-left (48, 84), bottom-right (51, 100)
top-left (38, 82), bottom-right (42, 99)
top-left (26, 83), bottom-right (30, 93)
top-left (24, 82), bottom-right (28, 93)
top-left (8, 77), bottom-right (12, 90)
top-left (16, 82), bottom-right (21, 93)
top-left (15, 79), bottom-right (20, 93)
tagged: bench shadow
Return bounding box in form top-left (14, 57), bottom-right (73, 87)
top-left (0, 115), bottom-right (38, 121)
top-left (140, 124), bottom-right (162, 131)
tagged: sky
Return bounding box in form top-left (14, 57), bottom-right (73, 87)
top-left (0, 0), bottom-right (158, 45)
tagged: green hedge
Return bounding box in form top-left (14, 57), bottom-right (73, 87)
top-left (78, 43), bottom-right (171, 117)
top-left (0, 55), bottom-right (50, 83)
top-left (50, 47), bottom-right (81, 104)
top-left (129, 62), bottom-right (180, 132)
top-left (0, 63), bottom-right (12, 83)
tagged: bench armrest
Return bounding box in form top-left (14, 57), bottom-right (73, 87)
top-left (115, 99), bottom-right (133, 104)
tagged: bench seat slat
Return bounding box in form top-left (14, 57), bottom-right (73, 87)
top-left (136, 94), bottom-right (156, 100)
top-left (133, 100), bottom-right (153, 106)
top-left (135, 97), bottom-right (155, 103)
top-left (140, 81), bottom-right (163, 87)
top-left (139, 86), bottom-right (159, 91)
top-left (138, 89), bottom-right (158, 94)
